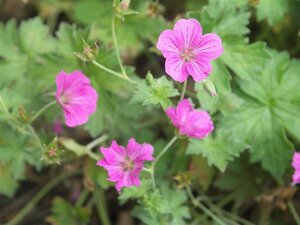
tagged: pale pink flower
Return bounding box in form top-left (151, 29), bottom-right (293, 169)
top-left (55, 70), bottom-right (98, 127)
top-left (166, 99), bottom-right (214, 139)
top-left (292, 152), bottom-right (300, 185)
top-left (97, 138), bottom-right (154, 191)
top-left (157, 18), bottom-right (223, 82)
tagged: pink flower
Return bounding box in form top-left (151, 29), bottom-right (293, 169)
top-left (292, 152), bottom-right (300, 185)
top-left (166, 99), bottom-right (214, 139)
top-left (157, 18), bottom-right (223, 82)
top-left (55, 70), bottom-right (98, 127)
top-left (97, 138), bottom-right (154, 191)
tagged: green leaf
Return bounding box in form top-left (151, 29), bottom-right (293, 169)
top-left (0, 163), bottom-right (18, 197)
top-left (19, 17), bottom-right (56, 55)
top-left (220, 51), bottom-right (298, 177)
top-left (131, 73), bottom-right (179, 109)
top-left (255, 0), bottom-right (289, 26)
top-left (221, 41), bottom-right (271, 81)
top-left (47, 197), bottom-right (91, 225)
top-left (187, 0), bottom-right (250, 41)
top-left (186, 133), bottom-right (246, 172)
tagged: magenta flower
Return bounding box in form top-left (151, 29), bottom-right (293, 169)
top-left (166, 99), bottom-right (214, 139)
top-left (292, 152), bottom-right (300, 185)
top-left (97, 138), bottom-right (154, 191)
top-left (56, 70), bottom-right (98, 127)
top-left (157, 18), bottom-right (223, 82)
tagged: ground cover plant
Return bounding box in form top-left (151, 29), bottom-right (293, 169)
top-left (0, 0), bottom-right (300, 224)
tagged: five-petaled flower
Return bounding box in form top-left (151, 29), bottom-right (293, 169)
top-left (56, 70), bottom-right (98, 127)
top-left (166, 99), bottom-right (214, 139)
top-left (97, 138), bottom-right (154, 191)
top-left (292, 152), bottom-right (300, 185)
top-left (157, 18), bottom-right (223, 82)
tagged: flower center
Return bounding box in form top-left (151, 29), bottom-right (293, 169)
top-left (59, 93), bottom-right (72, 105)
top-left (121, 156), bottom-right (134, 172)
top-left (181, 49), bottom-right (194, 62)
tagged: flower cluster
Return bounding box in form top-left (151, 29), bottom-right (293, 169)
top-left (292, 152), bottom-right (300, 185)
top-left (166, 99), bottom-right (214, 139)
top-left (53, 18), bottom-right (223, 191)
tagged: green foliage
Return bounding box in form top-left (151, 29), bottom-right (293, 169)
top-left (47, 197), bottom-right (91, 225)
top-left (187, 0), bottom-right (250, 42)
top-left (132, 73), bottom-right (179, 109)
top-left (0, 125), bottom-right (42, 197)
top-left (255, 0), bottom-right (289, 25)
top-left (119, 181), bottom-right (190, 225)
top-left (186, 133), bottom-right (247, 172)
top-left (221, 50), bottom-right (299, 177)
top-left (214, 155), bottom-right (267, 208)
top-left (72, 0), bottom-right (168, 53)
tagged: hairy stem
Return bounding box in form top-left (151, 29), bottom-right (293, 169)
top-left (92, 60), bottom-right (135, 84)
top-left (186, 186), bottom-right (227, 225)
top-left (288, 200), bottom-right (300, 225)
top-left (112, 14), bottom-right (127, 77)
top-left (95, 188), bottom-right (111, 225)
top-left (29, 101), bottom-right (56, 124)
top-left (180, 80), bottom-right (188, 101)
top-left (154, 136), bottom-right (178, 164)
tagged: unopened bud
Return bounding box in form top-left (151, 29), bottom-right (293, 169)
top-left (145, 72), bottom-right (154, 86)
top-left (74, 39), bottom-right (98, 62)
top-left (18, 106), bottom-right (29, 123)
top-left (203, 80), bottom-right (218, 97)
top-left (42, 137), bottom-right (63, 165)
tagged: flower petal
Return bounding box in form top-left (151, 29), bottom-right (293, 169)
top-left (186, 60), bottom-right (212, 81)
top-left (173, 18), bottom-right (202, 49)
top-left (194, 33), bottom-right (223, 60)
top-left (99, 141), bottom-right (126, 165)
top-left (292, 152), bottom-right (300, 170)
top-left (126, 138), bottom-right (154, 162)
top-left (165, 56), bottom-right (188, 83)
top-left (157, 30), bottom-right (183, 58)
top-left (180, 110), bottom-right (214, 139)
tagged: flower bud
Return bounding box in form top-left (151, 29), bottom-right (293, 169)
top-left (73, 39), bottom-right (98, 62)
top-left (203, 80), bottom-right (218, 97)
top-left (18, 106), bottom-right (29, 123)
top-left (42, 137), bottom-right (63, 165)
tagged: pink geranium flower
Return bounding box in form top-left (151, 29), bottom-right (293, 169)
top-left (292, 152), bottom-right (300, 185)
top-left (97, 138), bottom-right (154, 191)
top-left (166, 99), bottom-right (214, 139)
top-left (56, 70), bottom-right (98, 127)
top-left (157, 18), bottom-right (223, 82)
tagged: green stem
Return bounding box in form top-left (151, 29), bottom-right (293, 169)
top-left (288, 200), bottom-right (300, 225)
top-left (86, 134), bottom-right (108, 161)
top-left (29, 101), bottom-right (56, 124)
top-left (186, 186), bottom-right (227, 225)
top-left (27, 125), bottom-right (44, 152)
top-left (75, 189), bottom-right (90, 208)
top-left (112, 14), bottom-right (127, 77)
top-left (95, 188), bottom-right (111, 225)
top-left (92, 60), bottom-right (135, 84)
top-left (5, 172), bottom-right (76, 225)
top-left (180, 80), bottom-right (188, 101)
top-left (86, 134), bottom-right (108, 150)
top-left (147, 136), bottom-right (177, 189)
top-left (154, 136), bottom-right (178, 165)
